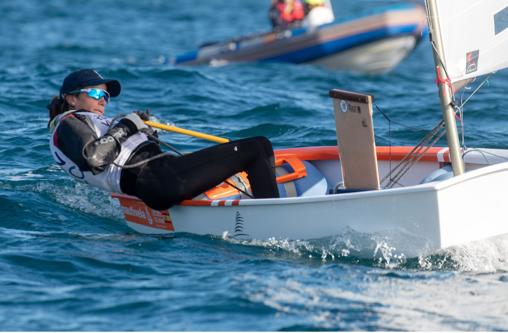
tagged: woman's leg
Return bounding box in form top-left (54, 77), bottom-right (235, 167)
top-left (134, 136), bottom-right (279, 210)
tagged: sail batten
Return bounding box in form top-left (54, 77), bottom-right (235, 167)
top-left (434, 0), bottom-right (508, 83)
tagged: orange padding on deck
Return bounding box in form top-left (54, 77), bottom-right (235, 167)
top-left (275, 146), bottom-right (450, 163)
top-left (275, 154), bottom-right (307, 183)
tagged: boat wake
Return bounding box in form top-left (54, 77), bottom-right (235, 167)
top-left (224, 228), bottom-right (508, 272)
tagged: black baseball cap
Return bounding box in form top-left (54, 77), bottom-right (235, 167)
top-left (59, 69), bottom-right (121, 98)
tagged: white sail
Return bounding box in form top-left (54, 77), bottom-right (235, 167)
top-left (433, 0), bottom-right (508, 83)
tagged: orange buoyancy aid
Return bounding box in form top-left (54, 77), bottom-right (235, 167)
top-left (281, 0), bottom-right (305, 24)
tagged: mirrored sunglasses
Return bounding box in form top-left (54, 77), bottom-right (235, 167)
top-left (69, 88), bottom-right (110, 103)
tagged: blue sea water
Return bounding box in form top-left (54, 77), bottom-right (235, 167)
top-left (1, 0), bottom-right (508, 330)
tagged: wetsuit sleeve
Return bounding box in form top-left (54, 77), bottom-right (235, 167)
top-left (83, 113), bottom-right (147, 170)
top-left (55, 113), bottom-right (148, 173)
top-left (55, 115), bottom-right (99, 173)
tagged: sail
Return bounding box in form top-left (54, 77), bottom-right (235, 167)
top-left (433, 0), bottom-right (508, 83)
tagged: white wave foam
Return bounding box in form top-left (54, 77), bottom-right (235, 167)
top-left (224, 228), bottom-right (417, 268)
top-left (225, 228), bottom-right (508, 272)
top-left (35, 181), bottom-right (123, 220)
top-left (424, 234), bottom-right (508, 272)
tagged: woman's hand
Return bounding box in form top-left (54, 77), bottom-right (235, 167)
top-left (134, 109), bottom-right (151, 121)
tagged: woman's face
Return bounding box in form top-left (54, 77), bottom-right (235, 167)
top-left (65, 83), bottom-right (108, 115)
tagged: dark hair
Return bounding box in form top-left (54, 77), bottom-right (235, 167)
top-left (47, 96), bottom-right (71, 125)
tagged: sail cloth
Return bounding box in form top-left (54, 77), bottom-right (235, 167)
top-left (432, 0), bottom-right (508, 83)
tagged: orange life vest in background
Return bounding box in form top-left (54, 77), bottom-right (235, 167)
top-left (281, 0), bottom-right (305, 25)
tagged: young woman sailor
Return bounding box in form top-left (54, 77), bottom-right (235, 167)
top-left (48, 69), bottom-right (279, 210)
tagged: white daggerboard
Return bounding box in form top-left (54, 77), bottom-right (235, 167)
top-left (330, 89), bottom-right (380, 191)
top-left (432, 0), bottom-right (508, 83)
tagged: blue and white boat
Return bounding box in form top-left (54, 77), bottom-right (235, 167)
top-left (172, 4), bottom-right (427, 74)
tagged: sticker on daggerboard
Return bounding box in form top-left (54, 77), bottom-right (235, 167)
top-left (340, 100), bottom-right (348, 113)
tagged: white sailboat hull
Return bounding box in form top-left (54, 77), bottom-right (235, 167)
top-left (150, 163), bottom-right (508, 257)
top-left (431, 161), bottom-right (508, 249)
top-left (115, 146), bottom-right (508, 258)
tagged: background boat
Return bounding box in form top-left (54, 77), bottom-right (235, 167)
top-left (173, 4), bottom-right (428, 73)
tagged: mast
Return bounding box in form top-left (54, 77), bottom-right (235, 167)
top-left (426, 0), bottom-right (465, 176)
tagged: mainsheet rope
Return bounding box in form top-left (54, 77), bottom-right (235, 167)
top-left (375, 101), bottom-right (447, 189)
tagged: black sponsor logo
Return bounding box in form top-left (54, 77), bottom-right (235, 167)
top-left (233, 211), bottom-right (249, 239)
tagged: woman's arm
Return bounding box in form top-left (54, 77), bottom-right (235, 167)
top-left (55, 113), bottom-right (148, 173)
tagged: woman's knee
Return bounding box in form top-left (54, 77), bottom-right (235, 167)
top-left (237, 136), bottom-right (274, 156)
top-left (254, 136), bottom-right (274, 158)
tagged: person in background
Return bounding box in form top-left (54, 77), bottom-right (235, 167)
top-left (48, 69), bottom-right (279, 211)
top-left (269, 0), bottom-right (305, 31)
top-left (302, 0), bottom-right (335, 27)
top-left (269, 0), bottom-right (286, 29)
top-left (303, 0), bottom-right (326, 15)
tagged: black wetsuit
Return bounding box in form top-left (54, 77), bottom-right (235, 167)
top-left (50, 111), bottom-right (279, 211)
top-left (122, 136), bottom-right (279, 210)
